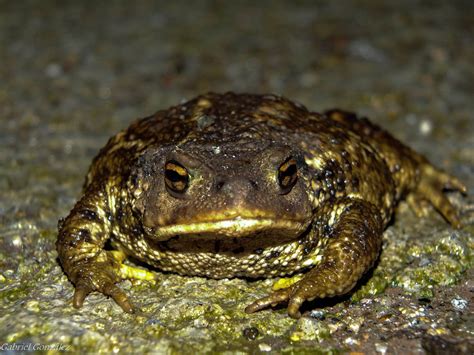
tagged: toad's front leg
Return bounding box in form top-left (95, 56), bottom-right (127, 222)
top-left (245, 198), bottom-right (383, 318)
top-left (56, 187), bottom-right (155, 312)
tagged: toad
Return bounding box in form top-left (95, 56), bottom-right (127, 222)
top-left (57, 92), bottom-right (465, 318)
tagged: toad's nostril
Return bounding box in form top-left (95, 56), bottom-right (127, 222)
top-left (216, 181), bottom-right (225, 191)
top-left (249, 180), bottom-right (258, 190)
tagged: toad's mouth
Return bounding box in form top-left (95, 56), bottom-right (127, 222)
top-left (148, 217), bottom-right (310, 241)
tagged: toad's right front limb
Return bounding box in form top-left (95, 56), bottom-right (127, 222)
top-left (245, 198), bottom-right (384, 318)
top-left (56, 186), bottom-right (155, 313)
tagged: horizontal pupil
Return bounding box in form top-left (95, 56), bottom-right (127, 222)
top-left (165, 169), bottom-right (187, 183)
top-left (281, 163), bottom-right (297, 177)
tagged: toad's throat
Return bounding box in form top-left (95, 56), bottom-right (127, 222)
top-left (150, 218), bottom-right (309, 241)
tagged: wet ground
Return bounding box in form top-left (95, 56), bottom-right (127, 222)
top-left (0, 1), bottom-right (473, 353)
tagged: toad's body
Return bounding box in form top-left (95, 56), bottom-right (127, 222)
top-left (57, 93), bottom-right (465, 318)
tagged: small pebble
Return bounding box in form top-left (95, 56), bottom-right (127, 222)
top-left (419, 119), bottom-right (433, 135)
top-left (344, 337), bottom-right (359, 345)
top-left (45, 63), bottom-right (63, 78)
top-left (451, 297), bottom-right (468, 311)
top-left (418, 258), bottom-right (431, 267)
top-left (309, 310), bottom-right (325, 320)
top-left (242, 326), bottom-right (259, 340)
top-left (375, 342), bottom-right (388, 354)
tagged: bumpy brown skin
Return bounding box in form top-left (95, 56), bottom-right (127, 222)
top-left (57, 92), bottom-right (466, 318)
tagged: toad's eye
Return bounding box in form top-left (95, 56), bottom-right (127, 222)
top-left (278, 157), bottom-right (298, 194)
top-left (164, 160), bottom-right (189, 194)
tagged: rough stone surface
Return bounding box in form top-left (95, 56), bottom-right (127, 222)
top-left (0, 1), bottom-right (472, 353)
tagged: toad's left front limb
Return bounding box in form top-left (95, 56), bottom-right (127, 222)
top-left (56, 185), bottom-right (156, 312)
top-left (245, 198), bottom-right (383, 318)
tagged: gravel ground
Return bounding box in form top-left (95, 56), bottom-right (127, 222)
top-left (0, 1), bottom-right (473, 353)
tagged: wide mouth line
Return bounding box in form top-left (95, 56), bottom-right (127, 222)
top-left (155, 217), bottom-right (305, 236)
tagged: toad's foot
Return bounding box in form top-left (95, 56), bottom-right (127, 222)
top-left (409, 164), bottom-right (467, 228)
top-left (71, 249), bottom-right (156, 313)
top-left (245, 199), bottom-right (383, 318)
top-left (245, 257), bottom-right (374, 319)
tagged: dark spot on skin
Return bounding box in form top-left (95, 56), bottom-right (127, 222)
top-left (336, 176), bottom-right (345, 191)
top-left (57, 218), bottom-right (65, 230)
top-left (65, 228), bottom-right (93, 247)
top-left (351, 177), bottom-right (359, 195)
top-left (131, 224), bottom-right (145, 235)
top-left (215, 181), bottom-right (225, 191)
top-left (80, 209), bottom-right (99, 222)
top-left (314, 188), bottom-right (321, 199)
top-left (242, 327), bottom-right (259, 340)
top-left (343, 205), bottom-right (352, 215)
top-left (116, 206), bottom-right (124, 221)
top-left (267, 250), bottom-right (280, 260)
top-left (131, 174), bottom-right (139, 188)
top-left (63, 231), bottom-right (80, 247)
top-left (77, 228), bottom-right (90, 239)
top-left (314, 172), bottom-right (323, 183)
top-left (324, 224), bottom-right (333, 236)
